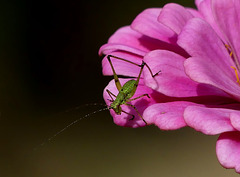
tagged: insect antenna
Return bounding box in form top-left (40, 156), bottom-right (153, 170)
top-left (35, 106), bottom-right (110, 150)
top-left (64, 102), bottom-right (107, 113)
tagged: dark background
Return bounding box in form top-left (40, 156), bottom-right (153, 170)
top-left (0, 0), bottom-right (239, 176)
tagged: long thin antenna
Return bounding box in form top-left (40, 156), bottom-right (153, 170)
top-left (64, 103), bottom-right (107, 113)
top-left (35, 107), bottom-right (109, 150)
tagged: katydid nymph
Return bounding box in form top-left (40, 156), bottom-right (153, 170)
top-left (36, 55), bottom-right (160, 149)
top-left (106, 55), bottom-right (161, 125)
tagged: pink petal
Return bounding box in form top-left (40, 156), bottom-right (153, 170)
top-left (212, 0), bottom-right (240, 61)
top-left (230, 112), bottom-right (240, 131)
top-left (99, 29), bottom-right (188, 58)
top-left (143, 50), bottom-right (230, 97)
top-left (99, 43), bottom-right (146, 56)
top-left (99, 26), bottom-right (147, 56)
top-left (184, 106), bottom-right (236, 135)
top-left (103, 78), bottom-right (158, 127)
top-left (158, 3), bottom-right (194, 34)
top-left (99, 26), bottom-right (161, 55)
top-left (185, 54), bottom-right (240, 98)
top-left (216, 132), bottom-right (240, 173)
top-left (195, 0), bottom-right (205, 7)
top-left (143, 101), bottom-right (198, 130)
top-left (184, 56), bottom-right (240, 101)
top-left (178, 18), bottom-right (240, 100)
top-left (107, 26), bottom-right (182, 54)
top-left (196, 0), bottom-right (225, 41)
top-left (178, 18), bottom-right (233, 67)
top-left (131, 8), bottom-right (177, 44)
top-left (108, 26), bottom-right (145, 48)
top-left (102, 51), bottom-right (142, 77)
top-left (186, 8), bottom-right (202, 18)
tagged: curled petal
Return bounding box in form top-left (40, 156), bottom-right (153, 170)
top-left (98, 26), bottom-right (147, 56)
top-left (216, 132), bottom-right (240, 173)
top-left (131, 8), bottom-right (177, 44)
top-left (99, 43), bottom-right (146, 56)
top-left (230, 113), bottom-right (240, 131)
top-left (186, 8), bottom-right (202, 18)
top-left (102, 51), bottom-right (142, 77)
top-left (195, 0), bottom-right (205, 7)
top-left (107, 26), bottom-right (146, 50)
top-left (99, 27), bottom-right (188, 57)
top-left (143, 101), bottom-right (198, 130)
top-left (184, 106), bottom-right (236, 135)
top-left (158, 3), bottom-right (194, 34)
top-left (99, 26), bottom-right (173, 55)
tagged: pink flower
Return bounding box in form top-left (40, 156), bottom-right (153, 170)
top-left (100, 0), bottom-right (240, 173)
top-left (177, 0), bottom-right (240, 173)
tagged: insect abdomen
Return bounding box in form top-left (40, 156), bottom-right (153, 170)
top-left (115, 80), bottom-right (137, 104)
top-left (121, 80), bottom-right (137, 96)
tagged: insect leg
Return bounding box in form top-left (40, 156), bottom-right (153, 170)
top-left (122, 110), bottom-right (135, 120)
top-left (108, 54), bottom-right (142, 67)
top-left (107, 54), bottom-right (161, 78)
top-left (106, 89), bottom-right (116, 102)
top-left (126, 94), bottom-right (150, 102)
top-left (125, 103), bottom-right (148, 125)
top-left (129, 61), bottom-right (145, 96)
top-left (107, 55), bottom-right (122, 91)
top-left (143, 61), bottom-right (161, 78)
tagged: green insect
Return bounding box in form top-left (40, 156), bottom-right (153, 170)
top-left (106, 55), bottom-right (161, 125)
top-left (36, 55), bottom-right (160, 149)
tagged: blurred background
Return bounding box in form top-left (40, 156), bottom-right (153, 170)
top-left (0, 0), bottom-right (239, 176)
